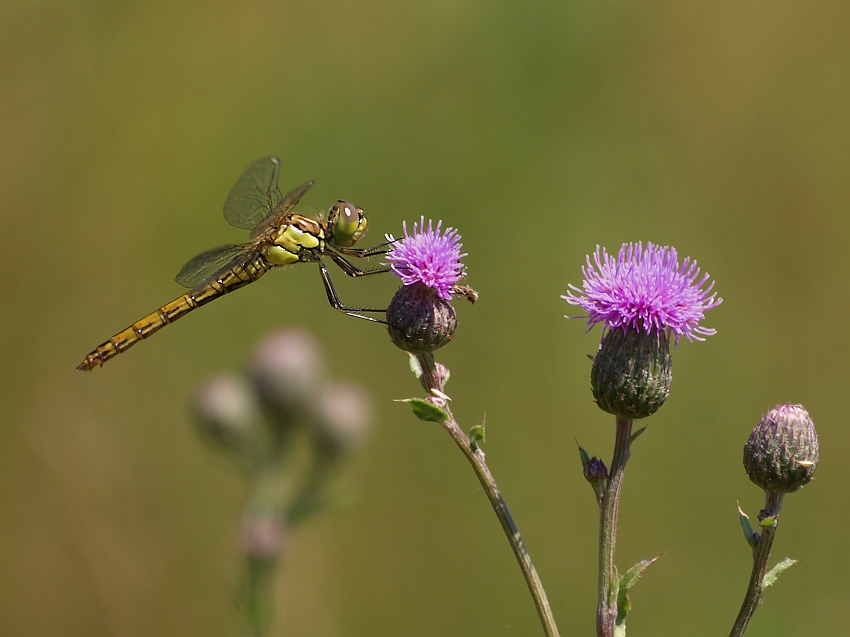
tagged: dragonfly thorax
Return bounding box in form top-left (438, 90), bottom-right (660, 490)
top-left (266, 215), bottom-right (325, 265)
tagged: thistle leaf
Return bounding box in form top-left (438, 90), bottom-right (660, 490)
top-left (763, 558), bottom-right (798, 588)
top-left (577, 443), bottom-right (592, 469)
top-left (615, 554), bottom-right (663, 626)
top-left (469, 416), bottom-right (486, 451)
top-left (408, 354), bottom-right (424, 380)
top-left (737, 503), bottom-right (759, 549)
top-left (399, 398), bottom-right (448, 423)
top-left (630, 425), bottom-right (647, 445)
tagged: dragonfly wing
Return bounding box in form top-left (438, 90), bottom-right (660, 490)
top-left (175, 244), bottom-right (254, 288)
top-left (280, 180), bottom-right (315, 214)
top-left (257, 179), bottom-right (316, 231)
top-left (223, 157), bottom-right (285, 230)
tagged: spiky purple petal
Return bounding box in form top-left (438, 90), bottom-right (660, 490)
top-left (563, 242), bottom-right (721, 343)
top-left (386, 217), bottom-right (467, 300)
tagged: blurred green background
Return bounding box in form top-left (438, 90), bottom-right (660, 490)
top-left (2, 1), bottom-right (848, 635)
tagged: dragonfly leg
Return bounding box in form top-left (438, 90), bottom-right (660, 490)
top-left (329, 253), bottom-right (391, 278)
top-left (318, 262), bottom-right (388, 324)
top-left (333, 238), bottom-right (396, 259)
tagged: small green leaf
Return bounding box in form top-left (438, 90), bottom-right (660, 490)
top-left (408, 354), bottom-right (424, 380)
top-left (737, 503), bottom-right (759, 549)
top-left (613, 624), bottom-right (627, 637)
top-left (630, 426), bottom-right (647, 445)
top-left (470, 428), bottom-right (485, 450)
top-left (469, 416), bottom-right (486, 451)
top-left (577, 443), bottom-right (592, 469)
top-left (619, 554), bottom-right (663, 594)
top-left (616, 555), bottom-right (663, 626)
top-left (763, 558), bottom-right (798, 588)
top-left (402, 398), bottom-right (448, 423)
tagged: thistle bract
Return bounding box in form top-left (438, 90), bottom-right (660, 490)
top-left (591, 326), bottom-right (672, 419)
top-left (387, 282), bottom-right (457, 353)
top-left (744, 404), bottom-right (819, 494)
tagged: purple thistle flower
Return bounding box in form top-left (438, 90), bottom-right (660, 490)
top-left (563, 242), bottom-right (722, 344)
top-left (386, 217), bottom-right (467, 301)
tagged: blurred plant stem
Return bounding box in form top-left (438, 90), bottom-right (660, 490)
top-left (286, 456), bottom-right (335, 527)
top-left (729, 492), bottom-right (785, 637)
top-left (415, 353), bottom-right (562, 637)
top-left (245, 557), bottom-right (277, 636)
top-left (596, 417), bottom-right (633, 637)
top-left (240, 466), bottom-right (288, 637)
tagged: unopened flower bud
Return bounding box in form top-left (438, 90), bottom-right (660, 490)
top-left (583, 457), bottom-right (609, 483)
top-left (249, 329), bottom-right (325, 419)
top-left (194, 374), bottom-right (261, 452)
top-left (387, 282), bottom-right (457, 354)
top-left (591, 327), bottom-right (672, 419)
top-left (312, 381), bottom-right (372, 459)
top-left (744, 404), bottom-right (819, 494)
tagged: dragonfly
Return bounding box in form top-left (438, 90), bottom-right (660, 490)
top-left (78, 156), bottom-right (391, 371)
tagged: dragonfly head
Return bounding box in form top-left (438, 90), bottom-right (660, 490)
top-left (328, 200), bottom-right (368, 247)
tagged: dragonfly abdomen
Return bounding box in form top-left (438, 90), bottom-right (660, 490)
top-left (77, 255), bottom-right (270, 371)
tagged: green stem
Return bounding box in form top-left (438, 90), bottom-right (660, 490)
top-left (241, 465), bottom-right (288, 636)
top-left (729, 491), bottom-right (785, 637)
top-left (416, 354), bottom-right (561, 637)
top-left (286, 456), bottom-right (335, 527)
top-left (596, 417), bottom-right (633, 637)
top-left (244, 557), bottom-right (277, 636)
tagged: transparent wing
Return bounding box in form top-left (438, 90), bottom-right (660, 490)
top-left (280, 180), bottom-right (315, 216)
top-left (175, 244), bottom-right (254, 288)
top-left (223, 157), bottom-right (284, 230)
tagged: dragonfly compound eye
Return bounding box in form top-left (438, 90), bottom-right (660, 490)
top-left (331, 200), bottom-right (366, 247)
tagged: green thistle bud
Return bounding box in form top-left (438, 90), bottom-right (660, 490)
top-left (590, 327), bottom-right (672, 419)
top-left (744, 404), bottom-right (819, 494)
top-left (387, 282), bottom-right (457, 354)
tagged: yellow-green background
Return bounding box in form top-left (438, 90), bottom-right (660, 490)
top-left (2, 2), bottom-right (847, 635)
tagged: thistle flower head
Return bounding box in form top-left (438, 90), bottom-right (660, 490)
top-left (386, 217), bottom-right (467, 301)
top-left (563, 242), bottom-right (722, 344)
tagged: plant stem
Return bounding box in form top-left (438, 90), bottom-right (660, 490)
top-left (244, 557), bottom-right (276, 636)
top-left (729, 491), bottom-right (785, 637)
top-left (596, 417), bottom-right (633, 637)
top-left (416, 354), bottom-right (562, 637)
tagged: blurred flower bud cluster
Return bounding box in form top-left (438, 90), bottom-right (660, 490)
top-left (193, 328), bottom-right (372, 636)
top-left (195, 328), bottom-right (371, 471)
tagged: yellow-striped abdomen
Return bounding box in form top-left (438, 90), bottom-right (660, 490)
top-left (77, 253), bottom-right (269, 371)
